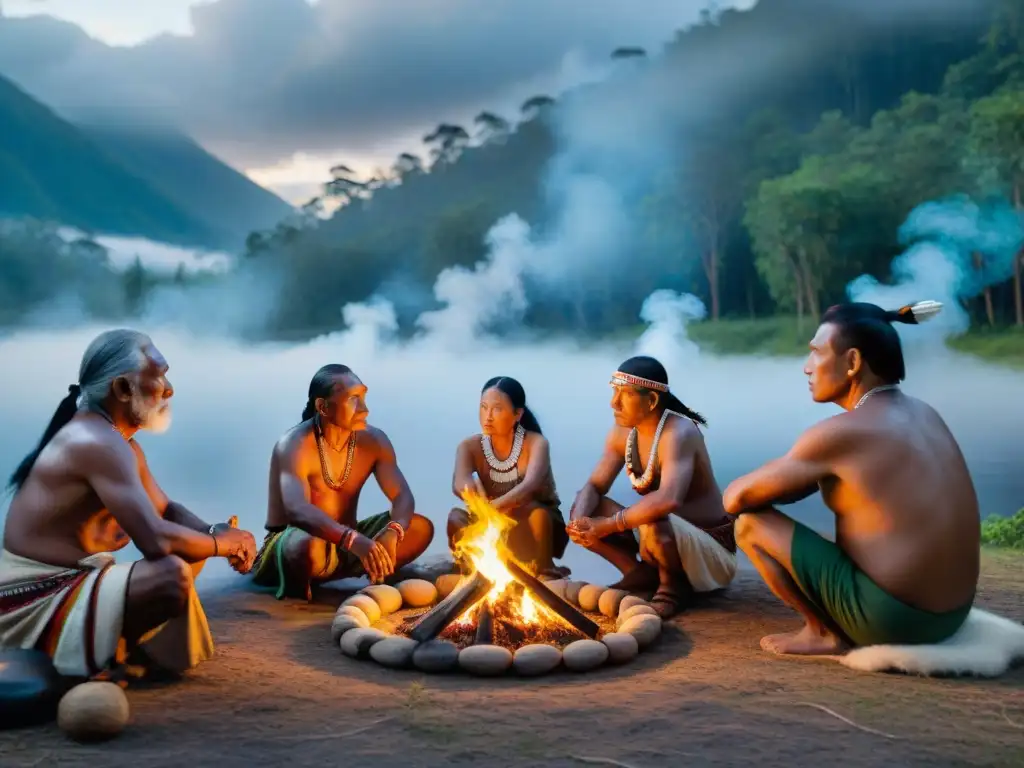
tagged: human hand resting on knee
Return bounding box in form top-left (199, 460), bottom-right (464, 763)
top-left (213, 527), bottom-right (257, 573)
top-left (373, 527), bottom-right (400, 572)
top-left (350, 533), bottom-right (394, 584)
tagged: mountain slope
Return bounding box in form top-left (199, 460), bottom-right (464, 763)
top-left (0, 74), bottom-right (219, 246)
top-left (81, 125), bottom-right (293, 246)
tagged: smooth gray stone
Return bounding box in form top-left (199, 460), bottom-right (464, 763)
top-left (562, 639), bottom-right (609, 672)
top-left (370, 637), bottom-right (419, 668)
top-left (619, 614), bottom-right (662, 649)
top-left (458, 645), bottom-right (513, 676)
top-left (412, 640), bottom-right (461, 673)
top-left (601, 632), bottom-right (640, 664)
top-left (340, 628), bottom-right (389, 659)
top-left (513, 644), bottom-right (563, 676)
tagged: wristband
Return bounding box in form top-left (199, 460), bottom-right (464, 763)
top-left (339, 527), bottom-right (357, 551)
top-left (385, 521), bottom-right (405, 542)
top-left (615, 510), bottom-right (628, 533)
top-left (211, 532), bottom-right (219, 557)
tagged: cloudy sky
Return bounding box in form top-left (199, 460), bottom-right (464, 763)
top-left (1, 0), bottom-right (759, 203)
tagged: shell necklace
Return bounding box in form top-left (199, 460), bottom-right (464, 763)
top-left (481, 423), bottom-right (525, 484)
top-left (853, 384), bottom-right (900, 410)
top-left (625, 409), bottom-right (684, 492)
top-left (314, 416), bottom-right (356, 491)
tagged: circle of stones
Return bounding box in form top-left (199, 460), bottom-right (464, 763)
top-left (330, 576), bottom-right (664, 677)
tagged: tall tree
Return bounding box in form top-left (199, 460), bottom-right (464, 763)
top-left (423, 123), bottom-right (470, 165)
top-left (392, 152), bottom-right (424, 179)
top-left (474, 111), bottom-right (511, 144)
top-left (122, 256), bottom-right (148, 315)
top-left (323, 164), bottom-right (367, 205)
top-left (520, 95), bottom-right (555, 121)
top-left (968, 87), bottom-right (1024, 325)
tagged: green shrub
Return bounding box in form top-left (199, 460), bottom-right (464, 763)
top-left (980, 509), bottom-right (1024, 549)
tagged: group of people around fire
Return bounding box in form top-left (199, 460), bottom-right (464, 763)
top-left (0, 298), bottom-right (981, 683)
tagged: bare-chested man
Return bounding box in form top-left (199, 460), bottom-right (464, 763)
top-left (0, 329), bottom-right (257, 680)
top-left (252, 364), bottom-right (434, 600)
top-left (567, 356), bottom-right (737, 618)
top-left (723, 300), bottom-right (979, 656)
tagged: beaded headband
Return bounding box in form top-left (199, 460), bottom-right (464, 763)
top-left (609, 371), bottom-right (669, 392)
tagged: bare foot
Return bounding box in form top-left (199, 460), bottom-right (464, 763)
top-left (760, 624), bottom-right (848, 656)
top-left (608, 564), bottom-right (659, 595)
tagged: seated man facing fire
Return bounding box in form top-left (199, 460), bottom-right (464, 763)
top-left (448, 376), bottom-right (570, 579)
top-left (723, 301), bottom-right (978, 655)
top-left (0, 329), bottom-right (256, 680)
top-left (252, 364), bottom-right (434, 600)
top-left (567, 356), bottom-right (737, 618)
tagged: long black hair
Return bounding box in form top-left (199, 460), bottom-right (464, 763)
top-left (616, 355), bottom-right (707, 427)
top-left (482, 376), bottom-right (542, 434)
top-left (302, 364), bottom-right (353, 421)
top-left (820, 301), bottom-right (928, 384)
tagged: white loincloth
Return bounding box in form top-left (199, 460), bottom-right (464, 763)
top-left (0, 549), bottom-right (214, 677)
top-left (636, 515), bottom-right (737, 593)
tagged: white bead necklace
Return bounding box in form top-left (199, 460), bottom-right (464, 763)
top-left (625, 409), bottom-right (686, 492)
top-left (481, 423), bottom-right (525, 484)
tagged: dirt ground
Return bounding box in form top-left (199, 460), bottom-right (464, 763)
top-left (3, 553), bottom-right (1023, 768)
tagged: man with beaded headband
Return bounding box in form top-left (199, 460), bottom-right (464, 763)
top-left (1, 329), bottom-right (256, 681)
top-left (252, 364), bottom-right (434, 600)
top-left (724, 300), bottom-right (980, 656)
top-left (568, 356), bottom-right (737, 618)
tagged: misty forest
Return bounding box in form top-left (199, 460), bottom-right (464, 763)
top-left (2, 0), bottom-right (1023, 362)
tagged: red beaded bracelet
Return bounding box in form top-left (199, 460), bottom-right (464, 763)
top-left (386, 521), bottom-right (406, 542)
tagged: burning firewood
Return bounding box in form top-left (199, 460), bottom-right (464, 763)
top-left (473, 601), bottom-right (494, 645)
top-left (503, 558), bottom-right (600, 639)
top-left (408, 570), bottom-right (494, 643)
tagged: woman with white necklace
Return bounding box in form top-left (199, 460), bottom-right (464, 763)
top-left (447, 377), bottom-right (570, 579)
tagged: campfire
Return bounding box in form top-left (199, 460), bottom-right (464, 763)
top-left (331, 483), bottom-right (663, 676)
top-left (398, 488), bottom-right (600, 650)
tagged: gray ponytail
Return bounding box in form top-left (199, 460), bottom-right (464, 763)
top-left (8, 329), bottom-right (150, 491)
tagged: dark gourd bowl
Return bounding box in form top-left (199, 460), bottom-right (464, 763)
top-left (0, 649), bottom-right (66, 730)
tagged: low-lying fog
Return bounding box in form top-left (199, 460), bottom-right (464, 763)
top-left (2, 314), bottom-right (1021, 587)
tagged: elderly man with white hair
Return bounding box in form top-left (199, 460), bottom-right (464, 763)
top-left (0, 329), bottom-right (256, 680)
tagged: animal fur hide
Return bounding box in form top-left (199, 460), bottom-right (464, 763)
top-left (839, 608), bottom-right (1024, 677)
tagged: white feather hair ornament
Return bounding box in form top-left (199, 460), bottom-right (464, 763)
top-left (908, 300), bottom-right (943, 323)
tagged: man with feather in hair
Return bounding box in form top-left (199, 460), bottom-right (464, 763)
top-left (723, 300), bottom-right (980, 656)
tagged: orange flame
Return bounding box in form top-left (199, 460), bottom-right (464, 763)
top-left (453, 486), bottom-right (544, 626)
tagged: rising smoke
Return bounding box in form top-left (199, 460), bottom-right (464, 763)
top-left (846, 196), bottom-right (1024, 345)
top-left (338, 0), bottom-right (1006, 362)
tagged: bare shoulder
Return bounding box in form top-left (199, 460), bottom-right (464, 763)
top-left (904, 393), bottom-right (948, 424)
top-left (62, 415), bottom-right (135, 472)
top-left (605, 425), bottom-right (629, 452)
top-left (524, 431), bottom-right (549, 451)
top-left (790, 411), bottom-right (859, 458)
top-left (273, 421), bottom-right (313, 463)
top-left (363, 425), bottom-right (397, 458)
top-left (663, 413), bottom-right (702, 446)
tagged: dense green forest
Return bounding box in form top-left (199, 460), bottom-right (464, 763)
top-left (0, 70), bottom-right (289, 249)
top-left (3, 0), bottom-right (1023, 358)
